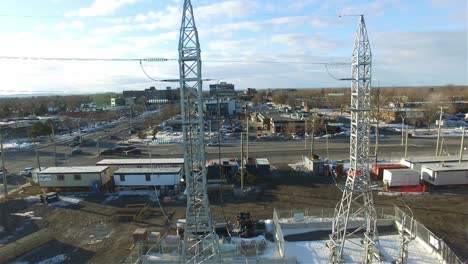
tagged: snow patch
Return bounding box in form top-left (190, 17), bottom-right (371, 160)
top-left (37, 254), bottom-right (68, 264)
top-left (49, 196), bottom-right (82, 207)
top-left (11, 211), bottom-right (42, 220)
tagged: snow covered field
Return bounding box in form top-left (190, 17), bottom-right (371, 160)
top-left (280, 234), bottom-right (439, 263)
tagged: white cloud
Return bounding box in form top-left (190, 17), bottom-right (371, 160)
top-left (54, 21), bottom-right (85, 31)
top-left (196, 0), bottom-right (257, 20)
top-left (66, 0), bottom-right (142, 17)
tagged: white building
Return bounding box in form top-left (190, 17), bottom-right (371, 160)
top-left (113, 167), bottom-right (182, 187)
top-left (421, 163), bottom-right (468, 186)
top-left (36, 166), bottom-right (111, 189)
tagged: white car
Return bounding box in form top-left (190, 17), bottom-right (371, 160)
top-left (21, 167), bottom-right (35, 176)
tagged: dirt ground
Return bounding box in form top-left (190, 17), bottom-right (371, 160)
top-left (1, 164), bottom-right (467, 263)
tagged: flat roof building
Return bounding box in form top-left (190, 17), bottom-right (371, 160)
top-left (113, 167), bottom-right (182, 187)
top-left (36, 166), bottom-right (111, 190)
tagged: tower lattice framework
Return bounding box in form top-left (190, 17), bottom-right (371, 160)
top-left (328, 15), bottom-right (381, 263)
top-left (178, 0), bottom-right (220, 263)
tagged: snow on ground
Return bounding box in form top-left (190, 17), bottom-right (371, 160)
top-left (49, 196), bottom-right (83, 207)
top-left (36, 254), bottom-right (68, 264)
top-left (19, 196), bottom-right (40, 203)
top-left (288, 161), bottom-right (305, 171)
top-left (279, 217), bottom-right (336, 224)
top-left (11, 211), bottom-right (42, 220)
top-left (281, 235), bottom-right (439, 263)
top-left (102, 190), bottom-right (157, 204)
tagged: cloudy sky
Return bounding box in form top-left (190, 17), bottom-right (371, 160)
top-left (0, 0), bottom-right (466, 95)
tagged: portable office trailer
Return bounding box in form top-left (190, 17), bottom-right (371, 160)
top-left (96, 158), bottom-right (184, 173)
top-left (383, 169), bottom-right (420, 187)
top-left (113, 167), bottom-right (182, 187)
top-left (400, 156), bottom-right (468, 172)
top-left (36, 166), bottom-right (110, 189)
top-left (421, 164), bottom-right (468, 186)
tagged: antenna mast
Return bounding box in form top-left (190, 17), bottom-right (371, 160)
top-left (178, 0), bottom-right (220, 263)
top-left (328, 15), bottom-right (382, 263)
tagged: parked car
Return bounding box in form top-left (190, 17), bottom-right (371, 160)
top-left (206, 141), bottom-right (220, 147)
top-left (71, 148), bottom-right (82, 155)
top-left (112, 146), bottom-right (127, 153)
top-left (99, 149), bottom-right (115, 155)
top-left (110, 135), bottom-right (122, 140)
top-left (20, 167), bottom-right (35, 177)
top-left (124, 148), bottom-right (142, 155)
top-left (81, 140), bottom-right (97, 147)
top-left (69, 141), bottom-right (80, 147)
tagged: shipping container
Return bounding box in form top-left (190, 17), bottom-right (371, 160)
top-left (371, 164), bottom-right (408, 180)
top-left (421, 164), bottom-right (468, 186)
top-left (383, 169), bottom-right (420, 187)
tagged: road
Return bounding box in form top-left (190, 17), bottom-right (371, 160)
top-left (1, 126), bottom-right (465, 197)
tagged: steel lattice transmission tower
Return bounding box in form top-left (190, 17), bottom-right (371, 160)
top-left (178, 0), bottom-right (221, 263)
top-left (328, 15), bottom-right (382, 263)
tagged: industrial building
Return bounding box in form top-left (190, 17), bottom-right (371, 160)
top-left (113, 167), bottom-right (182, 188)
top-left (421, 163), bottom-right (468, 186)
top-left (35, 166), bottom-right (111, 190)
top-left (209, 82), bottom-right (236, 98)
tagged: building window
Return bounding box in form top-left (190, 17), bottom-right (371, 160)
top-left (120, 175), bottom-right (125, 181)
top-left (145, 174), bottom-right (151, 181)
top-left (57, 174), bottom-right (65, 181)
top-left (74, 174), bottom-right (82, 181)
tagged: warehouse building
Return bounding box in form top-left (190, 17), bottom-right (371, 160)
top-left (113, 167), bottom-right (182, 188)
top-left (36, 166), bottom-right (111, 190)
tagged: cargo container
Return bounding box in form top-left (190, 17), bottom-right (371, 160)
top-left (371, 164), bottom-right (408, 180)
top-left (383, 169), bottom-right (420, 187)
top-left (421, 164), bottom-right (468, 186)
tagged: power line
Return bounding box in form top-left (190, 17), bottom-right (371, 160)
top-left (0, 56), bottom-right (173, 62)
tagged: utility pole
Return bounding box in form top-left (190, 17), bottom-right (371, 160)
top-left (404, 124), bottom-right (409, 158)
top-left (459, 126), bottom-right (466, 163)
top-left (51, 123), bottom-right (58, 166)
top-left (435, 107), bottom-right (443, 157)
top-left (400, 115), bottom-right (406, 146)
top-left (1, 133), bottom-right (7, 197)
top-left (304, 119), bottom-right (308, 150)
top-left (245, 103), bottom-right (249, 161)
top-left (374, 86), bottom-right (380, 165)
top-left (240, 132), bottom-right (244, 190)
top-left (311, 110), bottom-right (316, 158)
top-left (35, 149), bottom-right (41, 171)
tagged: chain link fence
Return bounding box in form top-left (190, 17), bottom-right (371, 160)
top-left (394, 206), bottom-right (465, 264)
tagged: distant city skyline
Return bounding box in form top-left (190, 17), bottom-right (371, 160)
top-left (0, 0), bottom-right (466, 95)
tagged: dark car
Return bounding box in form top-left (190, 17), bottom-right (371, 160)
top-left (121, 145), bottom-right (137, 151)
top-left (71, 148), bottom-right (82, 155)
top-left (69, 141), bottom-right (80, 147)
top-left (112, 146), bottom-right (126, 153)
top-left (110, 135), bottom-right (122, 140)
top-left (99, 149), bottom-right (115, 155)
top-left (124, 148), bottom-right (142, 155)
top-left (81, 140), bottom-right (97, 147)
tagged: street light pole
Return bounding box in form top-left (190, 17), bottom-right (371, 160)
top-left (1, 133), bottom-right (7, 197)
top-left (401, 115), bottom-right (406, 146)
top-left (435, 107), bottom-right (443, 157)
top-left (459, 126), bottom-right (466, 163)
